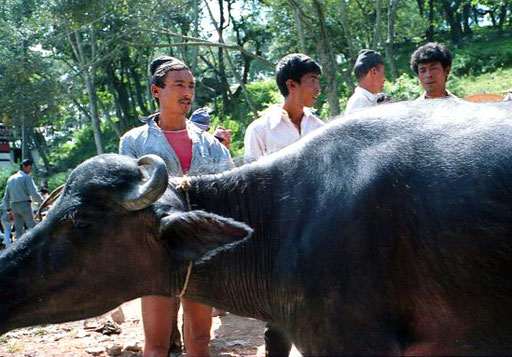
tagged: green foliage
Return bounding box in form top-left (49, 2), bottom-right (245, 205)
top-left (0, 167), bottom-right (18, 199)
top-left (383, 73), bottom-right (423, 100)
top-left (209, 80), bottom-right (281, 159)
top-left (48, 123), bottom-right (118, 171)
top-left (46, 170), bottom-right (71, 192)
top-left (450, 67), bottom-right (512, 97)
top-left (451, 35), bottom-right (512, 76)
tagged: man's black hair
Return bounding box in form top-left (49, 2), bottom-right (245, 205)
top-left (353, 49), bottom-right (384, 80)
top-left (150, 56), bottom-right (190, 89)
top-left (275, 54), bottom-right (322, 97)
top-left (410, 42), bottom-right (452, 75)
top-left (20, 159), bottom-right (33, 170)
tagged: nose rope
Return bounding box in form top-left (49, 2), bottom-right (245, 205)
top-left (175, 176), bottom-right (193, 297)
top-left (177, 261), bottom-right (193, 298)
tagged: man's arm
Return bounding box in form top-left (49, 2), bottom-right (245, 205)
top-left (119, 134), bottom-right (138, 158)
top-left (25, 176), bottom-right (44, 205)
top-left (243, 124), bottom-right (265, 164)
top-left (3, 185), bottom-right (11, 211)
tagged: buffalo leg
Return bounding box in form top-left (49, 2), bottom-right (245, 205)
top-left (265, 323), bottom-right (292, 356)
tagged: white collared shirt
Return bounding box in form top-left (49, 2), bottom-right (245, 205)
top-left (415, 89), bottom-right (459, 101)
top-left (345, 86), bottom-right (379, 115)
top-left (243, 104), bottom-right (324, 163)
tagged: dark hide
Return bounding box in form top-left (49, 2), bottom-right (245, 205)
top-left (2, 100), bottom-right (512, 356)
top-left (0, 154), bottom-right (252, 335)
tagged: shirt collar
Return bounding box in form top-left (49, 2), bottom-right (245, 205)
top-left (268, 104), bottom-right (316, 130)
top-left (144, 113), bottom-right (201, 143)
top-left (355, 86), bottom-right (378, 103)
top-left (419, 89), bottom-right (457, 100)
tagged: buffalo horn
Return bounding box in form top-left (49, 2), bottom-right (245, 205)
top-left (121, 154), bottom-right (168, 211)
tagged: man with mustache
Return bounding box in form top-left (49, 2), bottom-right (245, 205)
top-left (244, 53), bottom-right (324, 164)
top-left (410, 42), bottom-right (458, 100)
top-left (120, 56), bottom-right (232, 357)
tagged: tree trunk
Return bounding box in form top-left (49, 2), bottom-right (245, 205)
top-left (416, 0), bottom-right (424, 16)
top-left (426, 0), bottom-right (434, 40)
top-left (486, 9), bottom-right (496, 26)
top-left (312, 0), bottom-right (340, 117)
top-left (21, 118), bottom-right (27, 160)
top-left (336, 0), bottom-right (356, 92)
top-left (130, 65), bottom-right (149, 116)
top-left (107, 62), bottom-right (134, 131)
top-left (471, 6), bottom-right (480, 27)
top-left (338, 0), bottom-right (356, 59)
top-left (462, 3), bottom-right (472, 35)
top-left (123, 66), bottom-right (138, 119)
top-left (386, 0), bottom-right (400, 80)
top-left (99, 100), bottom-right (122, 138)
top-left (31, 128), bottom-right (52, 174)
top-left (292, 4), bottom-right (307, 53)
top-left (75, 28), bottom-right (103, 155)
top-left (498, 2), bottom-right (507, 32)
top-left (191, 0), bottom-right (200, 75)
top-left (216, 0), bottom-right (231, 114)
top-left (441, 0), bottom-right (463, 43)
top-left (373, 0), bottom-right (383, 49)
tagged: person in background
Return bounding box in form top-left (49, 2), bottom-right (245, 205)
top-left (244, 53), bottom-right (323, 164)
top-left (213, 126), bottom-right (232, 150)
top-left (244, 53), bottom-right (324, 355)
top-left (345, 49), bottom-right (386, 115)
top-left (32, 187), bottom-right (49, 214)
top-left (0, 200), bottom-right (12, 248)
top-left (410, 42), bottom-right (458, 100)
top-left (3, 159), bottom-right (44, 240)
top-left (189, 107), bottom-right (211, 131)
top-left (120, 56), bottom-right (232, 357)
top-left (191, 107), bottom-right (233, 150)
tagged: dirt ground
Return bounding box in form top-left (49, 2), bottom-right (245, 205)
top-left (0, 299), bottom-right (301, 357)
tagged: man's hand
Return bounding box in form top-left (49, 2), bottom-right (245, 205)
top-left (8, 211), bottom-right (14, 222)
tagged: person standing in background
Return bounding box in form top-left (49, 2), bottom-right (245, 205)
top-left (3, 159), bottom-right (44, 240)
top-left (0, 200), bottom-right (12, 248)
top-left (244, 53), bottom-right (323, 164)
top-left (345, 49), bottom-right (386, 115)
top-left (410, 42), bottom-right (458, 100)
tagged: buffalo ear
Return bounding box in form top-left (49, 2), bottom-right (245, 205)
top-left (160, 210), bottom-right (253, 262)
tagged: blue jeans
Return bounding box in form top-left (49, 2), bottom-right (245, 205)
top-left (1, 212), bottom-right (12, 247)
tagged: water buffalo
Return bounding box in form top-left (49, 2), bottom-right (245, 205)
top-left (2, 100), bottom-right (512, 355)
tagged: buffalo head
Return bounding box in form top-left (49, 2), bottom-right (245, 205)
top-left (0, 154), bottom-right (251, 334)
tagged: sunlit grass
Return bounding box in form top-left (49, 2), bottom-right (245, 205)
top-left (450, 67), bottom-right (512, 97)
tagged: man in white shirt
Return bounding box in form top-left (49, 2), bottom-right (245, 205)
top-left (244, 53), bottom-right (323, 164)
top-left (410, 42), bottom-right (459, 100)
top-left (345, 50), bottom-right (386, 115)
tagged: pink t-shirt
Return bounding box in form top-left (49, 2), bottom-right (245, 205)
top-left (163, 129), bottom-right (193, 174)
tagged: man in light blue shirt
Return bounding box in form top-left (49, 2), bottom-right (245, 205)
top-left (3, 159), bottom-right (44, 239)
